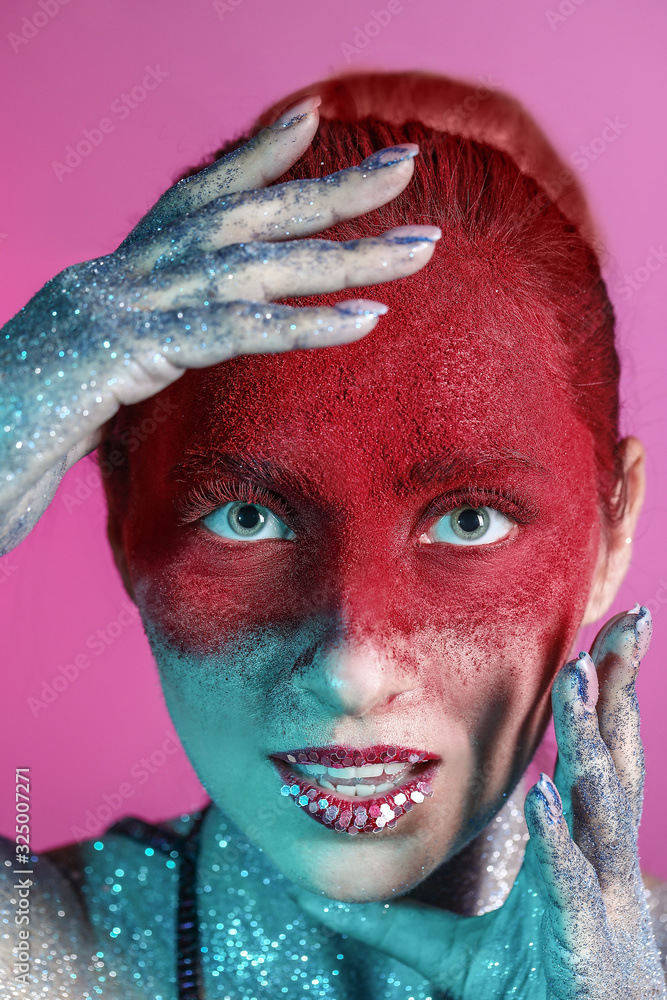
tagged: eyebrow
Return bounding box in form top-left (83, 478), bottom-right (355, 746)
top-left (169, 451), bottom-right (320, 497)
top-left (169, 444), bottom-right (551, 498)
top-left (400, 446), bottom-right (551, 495)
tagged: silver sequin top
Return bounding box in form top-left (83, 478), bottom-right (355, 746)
top-left (2, 792), bottom-right (666, 998)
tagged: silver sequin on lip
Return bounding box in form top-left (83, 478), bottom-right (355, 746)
top-left (272, 744), bottom-right (436, 767)
top-left (273, 756), bottom-right (437, 834)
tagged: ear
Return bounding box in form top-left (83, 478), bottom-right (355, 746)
top-left (581, 436), bottom-right (646, 625)
top-left (106, 501), bottom-right (136, 604)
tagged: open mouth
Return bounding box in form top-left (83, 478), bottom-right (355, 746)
top-left (271, 745), bottom-right (439, 836)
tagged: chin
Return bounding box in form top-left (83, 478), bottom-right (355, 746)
top-left (266, 818), bottom-right (447, 903)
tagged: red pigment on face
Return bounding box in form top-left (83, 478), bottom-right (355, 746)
top-left (118, 254), bottom-right (600, 714)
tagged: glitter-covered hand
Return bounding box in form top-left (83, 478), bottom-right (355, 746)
top-left (290, 606), bottom-right (667, 999)
top-left (0, 94), bottom-right (440, 554)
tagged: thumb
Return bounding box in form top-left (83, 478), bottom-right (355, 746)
top-left (287, 886), bottom-right (484, 994)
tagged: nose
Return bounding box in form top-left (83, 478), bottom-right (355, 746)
top-left (296, 631), bottom-right (417, 718)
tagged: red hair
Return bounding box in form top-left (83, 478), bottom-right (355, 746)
top-left (104, 71), bottom-right (625, 532)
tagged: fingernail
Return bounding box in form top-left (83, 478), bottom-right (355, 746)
top-left (537, 773), bottom-right (563, 824)
top-left (575, 650), bottom-right (599, 712)
top-left (384, 225), bottom-right (442, 243)
top-left (627, 604), bottom-right (653, 663)
top-left (334, 298), bottom-right (389, 317)
top-left (591, 605), bottom-right (653, 669)
top-left (360, 144), bottom-right (420, 170)
top-left (271, 94), bottom-right (322, 130)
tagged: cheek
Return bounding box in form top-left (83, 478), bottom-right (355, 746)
top-left (123, 373), bottom-right (600, 695)
top-left (129, 495), bottom-right (596, 702)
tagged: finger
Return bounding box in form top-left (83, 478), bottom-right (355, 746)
top-left (525, 775), bottom-right (606, 954)
top-left (132, 144), bottom-right (421, 269)
top-left (139, 228), bottom-right (441, 309)
top-left (551, 653), bottom-right (637, 894)
top-left (287, 886), bottom-right (483, 995)
top-left (134, 298), bottom-right (390, 369)
top-left (590, 605), bottom-right (652, 827)
top-left (122, 95), bottom-right (322, 244)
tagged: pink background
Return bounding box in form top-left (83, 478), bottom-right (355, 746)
top-left (1, 0), bottom-right (666, 876)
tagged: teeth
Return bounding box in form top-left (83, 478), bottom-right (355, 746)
top-left (292, 761), bottom-right (414, 780)
top-left (298, 763), bottom-right (327, 777)
top-left (355, 784), bottom-right (375, 797)
top-left (358, 764), bottom-right (384, 778)
top-left (332, 783), bottom-right (385, 799)
top-left (319, 778), bottom-right (335, 790)
top-left (333, 766), bottom-right (356, 779)
top-left (373, 781), bottom-right (393, 794)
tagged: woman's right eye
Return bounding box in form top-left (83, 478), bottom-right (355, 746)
top-left (202, 501), bottom-right (295, 542)
top-left (418, 504), bottom-right (516, 546)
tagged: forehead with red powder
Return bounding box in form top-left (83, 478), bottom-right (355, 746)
top-left (118, 260), bottom-right (599, 698)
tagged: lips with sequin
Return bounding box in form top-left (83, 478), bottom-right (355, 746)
top-left (271, 745), bottom-right (439, 835)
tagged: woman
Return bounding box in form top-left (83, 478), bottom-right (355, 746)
top-left (1, 71), bottom-right (665, 998)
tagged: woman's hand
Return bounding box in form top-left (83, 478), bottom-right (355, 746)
top-left (0, 94), bottom-right (440, 553)
top-left (289, 605), bottom-right (667, 999)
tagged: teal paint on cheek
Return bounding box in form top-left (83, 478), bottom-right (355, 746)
top-left (121, 286), bottom-right (602, 870)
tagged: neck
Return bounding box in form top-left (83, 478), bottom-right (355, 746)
top-left (196, 782), bottom-right (528, 918)
top-left (403, 783), bottom-right (528, 914)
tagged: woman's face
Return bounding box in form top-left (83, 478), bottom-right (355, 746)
top-left (112, 268), bottom-right (601, 901)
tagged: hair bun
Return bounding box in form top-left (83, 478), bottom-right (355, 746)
top-left (254, 70), bottom-right (597, 250)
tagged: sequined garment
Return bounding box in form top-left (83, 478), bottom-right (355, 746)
top-left (2, 794), bottom-right (667, 998)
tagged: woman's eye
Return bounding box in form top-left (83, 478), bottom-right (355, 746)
top-left (419, 505), bottom-right (515, 546)
top-left (202, 501), bottom-right (295, 542)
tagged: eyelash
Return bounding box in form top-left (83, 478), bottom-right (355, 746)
top-left (176, 479), bottom-right (538, 532)
top-left (424, 484), bottom-right (538, 527)
top-left (175, 479), bottom-right (294, 527)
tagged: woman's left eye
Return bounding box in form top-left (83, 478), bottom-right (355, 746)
top-left (202, 501), bottom-right (296, 542)
top-left (419, 505), bottom-right (515, 546)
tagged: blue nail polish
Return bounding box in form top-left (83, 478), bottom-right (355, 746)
top-left (575, 651), bottom-right (598, 713)
top-left (360, 145), bottom-right (419, 170)
top-left (537, 773), bottom-right (563, 824)
top-left (385, 235), bottom-right (436, 244)
top-left (632, 605), bottom-right (652, 663)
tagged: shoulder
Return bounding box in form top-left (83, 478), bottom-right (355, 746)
top-left (642, 871), bottom-right (667, 968)
top-left (0, 811), bottom-right (192, 998)
top-left (42, 813), bottom-right (184, 942)
top-left (0, 830), bottom-right (93, 937)
top-left (0, 833), bottom-right (105, 996)
top-left (38, 811), bottom-right (199, 998)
